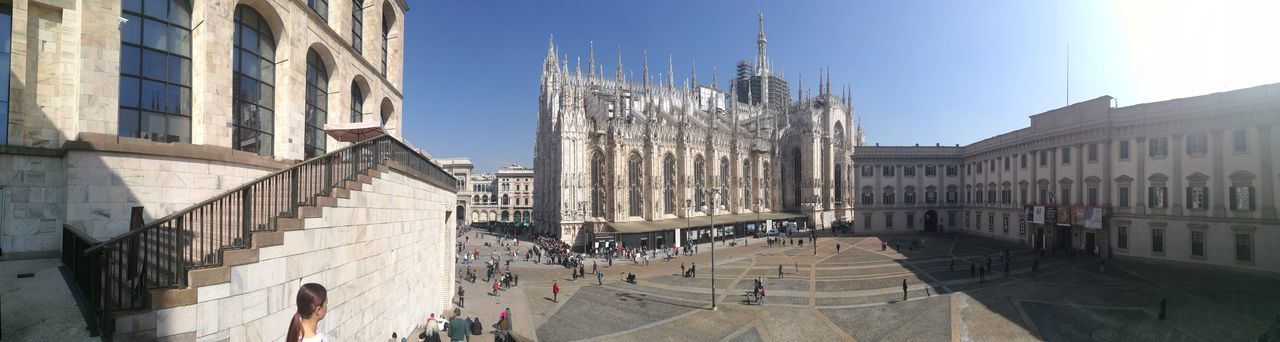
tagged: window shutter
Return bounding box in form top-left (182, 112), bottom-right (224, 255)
top-left (1186, 187), bottom-right (1192, 209)
top-left (1249, 187), bottom-right (1256, 210)
top-left (1203, 188), bottom-right (1209, 209)
top-left (1230, 187), bottom-right (1238, 210)
top-left (1149, 187), bottom-right (1156, 206)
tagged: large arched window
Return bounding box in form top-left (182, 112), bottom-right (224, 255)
top-left (307, 0), bottom-right (328, 21)
top-left (719, 157), bottom-right (730, 192)
top-left (628, 152), bottom-right (643, 217)
top-left (381, 6), bottom-right (394, 76)
top-left (590, 151), bottom-right (605, 217)
top-left (694, 156), bottom-right (705, 207)
top-left (350, 81), bottom-right (364, 122)
top-left (119, 0), bottom-right (192, 143)
top-left (304, 50), bottom-right (329, 158)
top-left (663, 154), bottom-right (675, 214)
top-left (834, 164), bottom-right (843, 204)
top-left (350, 0), bottom-right (363, 52)
top-left (743, 160), bottom-right (752, 209)
top-left (793, 148), bottom-right (802, 206)
top-left (232, 5), bottom-right (277, 156)
top-left (501, 210), bottom-right (509, 222)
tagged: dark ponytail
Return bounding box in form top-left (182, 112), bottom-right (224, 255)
top-left (285, 283), bottom-right (328, 342)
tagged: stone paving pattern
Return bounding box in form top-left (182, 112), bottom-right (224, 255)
top-left (448, 230), bottom-right (1280, 341)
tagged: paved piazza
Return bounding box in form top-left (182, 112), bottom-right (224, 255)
top-left (451, 230), bottom-right (1279, 341)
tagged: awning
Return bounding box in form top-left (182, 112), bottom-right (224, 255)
top-left (601, 212), bottom-right (807, 234)
top-left (324, 122), bottom-right (386, 143)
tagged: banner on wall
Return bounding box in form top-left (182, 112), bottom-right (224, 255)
top-left (1044, 206), bottom-right (1058, 226)
top-left (1032, 206), bottom-right (1045, 224)
top-left (1084, 207), bottom-right (1105, 229)
top-left (1057, 206), bottom-right (1073, 227)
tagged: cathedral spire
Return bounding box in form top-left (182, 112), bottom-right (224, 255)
top-left (643, 49), bottom-right (650, 90)
top-left (588, 41), bottom-right (595, 81)
top-left (826, 67), bottom-right (832, 97)
top-left (667, 54), bottom-right (675, 88)
top-left (691, 61), bottom-right (698, 90)
top-left (616, 47), bottom-right (623, 82)
top-left (756, 11), bottom-right (769, 76)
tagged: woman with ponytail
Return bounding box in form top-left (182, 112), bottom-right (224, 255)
top-left (286, 283), bottom-right (330, 342)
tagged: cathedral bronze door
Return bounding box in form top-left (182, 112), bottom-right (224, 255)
top-left (924, 210), bottom-right (938, 232)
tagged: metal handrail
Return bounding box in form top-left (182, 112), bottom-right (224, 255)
top-left (79, 134), bottom-right (455, 316)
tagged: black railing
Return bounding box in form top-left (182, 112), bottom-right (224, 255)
top-left (80, 134), bottom-right (454, 316)
top-left (61, 224), bottom-right (103, 336)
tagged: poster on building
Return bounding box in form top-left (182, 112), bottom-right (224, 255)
top-left (1084, 207), bottom-right (1104, 229)
top-left (1024, 206), bottom-right (1034, 222)
top-left (1044, 206), bottom-right (1058, 225)
top-left (1032, 206), bottom-right (1045, 224)
top-left (1057, 206), bottom-right (1073, 227)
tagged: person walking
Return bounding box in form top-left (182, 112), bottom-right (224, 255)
top-left (593, 261), bottom-right (598, 275)
top-left (1004, 261), bottom-right (1010, 276)
top-left (759, 287), bottom-right (766, 305)
top-left (1159, 297), bottom-right (1167, 320)
top-left (596, 271), bottom-right (603, 286)
top-left (492, 280), bottom-right (500, 296)
top-left (1099, 259), bottom-right (1106, 273)
top-left (979, 266), bottom-right (986, 283)
top-left (446, 308), bottom-right (470, 342)
top-left (691, 263), bottom-right (697, 278)
top-left (286, 283), bottom-right (329, 342)
top-left (552, 282), bottom-right (560, 303)
top-left (681, 262), bottom-right (686, 277)
top-left (836, 243), bottom-right (842, 254)
top-left (970, 263), bottom-right (976, 278)
top-left (457, 285), bottom-right (465, 308)
top-left (902, 279), bottom-right (909, 301)
top-left (778, 265), bottom-right (784, 279)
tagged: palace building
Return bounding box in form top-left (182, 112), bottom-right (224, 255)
top-left (534, 14), bottom-right (865, 250)
top-left (853, 83), bottom-right (1280, 273)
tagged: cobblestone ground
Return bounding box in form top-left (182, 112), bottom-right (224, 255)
top-left (450, 229), bottom-right (1280, 341)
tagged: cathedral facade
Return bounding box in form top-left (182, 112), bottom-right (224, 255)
top-left (534, 15), bottom-right (864, 249)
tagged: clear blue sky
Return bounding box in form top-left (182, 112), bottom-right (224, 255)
top-left (401, 0), bottom-right (1279, 172)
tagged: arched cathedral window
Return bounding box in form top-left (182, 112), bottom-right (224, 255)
top-left (591, 151), bottom-right (605, 217)
top-left (628, 153), bottom-right (643, 217)
top-left (663, 154), bottom-right (676, 215)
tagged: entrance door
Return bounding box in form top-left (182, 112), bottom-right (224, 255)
top-left (1035, 226), bottom-right (1045, 250)
top-left (924, 210), bottom-right (938, 232)
top-left (1085, 232), bottom-right (1096, 256)
top-left (1054, 226), bottom-right (1072, 252)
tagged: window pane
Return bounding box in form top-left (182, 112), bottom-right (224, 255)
top-left (123, 0), bottom-right (143, 13)
top-left (167, 114), bottom-right (190, 143)
top-left (120, 45), bottom-right (141, 76)
top-left (143, 19), bottom-right (168, 50)
top-left (144, 0), bottom-right (167, 18)
top-left (122, 15), bottom-right (143, 44)
top-left (118, 108), bottom-right (140, 137)
top-left (165, 84), bottom-right (181, 114)
top-left (168, 55), bottom-right (186, 84)
top-left (141, 111), bottom-right (166, 141)
top-left (140, 79), bottom-right (165, 111)
top-left (119, 76), bottom-right (140, 107)
top-left (172, 27), bottom-right (191, 57)
top-left (141, 49), bottom-right (167, 80)
top-left (171, 0), bottom-right (192, 27)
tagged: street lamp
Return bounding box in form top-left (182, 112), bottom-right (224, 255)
top-left (700, 188), bottom-right (725, 310)
top-left (754, 198), bottom-right (762, 238)
top-left (685, 199), bottom-right (693, 254)
top-left (802, 194), bottom-right (819, 255)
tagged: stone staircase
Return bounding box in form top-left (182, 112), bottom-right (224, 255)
top-left (108, 164), bottom-right (391, 340)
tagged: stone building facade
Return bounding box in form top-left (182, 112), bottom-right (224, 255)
top-left (0, 0), bottom-right (408, 256)
top-left (440, 158), bottom-right (536, 226)
top-left (853, 83), bottom-right (1280, 273)
top-left (534, 14), bottom-right (865, 249)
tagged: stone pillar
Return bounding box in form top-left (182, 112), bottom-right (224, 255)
top-left (1211, 130), bottom-right (1227, 218)
top-left (1171, 134), bottom-right (1184, 216)
top-left (1136, 137), bottom-right (1147, 214)
top-left (1259, 125), bottom-right (1276, 219)
top-left (1075, 144), bottom-right (1085, 206)
top-left (1102, 141), bottom-right (1113, 206)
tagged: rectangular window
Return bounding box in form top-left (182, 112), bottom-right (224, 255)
top-left (1186, 186), bottom-right (1208, 210)
top-left (1235, 233), bottom-right (1252, 261)
top-left (1117, 226), bottom-right (1128, 249)
top-left (1087, 188), bottom-right (1098, 206)
top-left (946, 165), bottom-right (957, 176)
top-left (1002, 189), bottom-right (1011, 204)
top-left (1002, 214), bottom-right (1009, 233)
top-left (1039, 150), bottom-right (1048, 166)
top-left (1150, 138), bottom-right (1168, 158)
top-left (905, 192), bottom-right (916, 204)
top-left (1004, 157), bottom-right (1010, 170)
top-left (1118, 186), bottom-right (1130, 207)
top-left (990, 159), bottom-right (996, 172)
top-left (1149, 187), bottom-right (1168, 208)
top-left (883, 166), bottom-right (895, 177)
top-left (1191, 231), bottom-right (1205, 257)
top-left (886, 213), bottom-right (894, 228)
top-left (862, 192), bottom-right (874, 205)
top-left (948, 211), bottom-right (956, 226)
top-left (1187, 134), bottom-right (1208, 155)
top-left (1020, 187), bottom-right (1028, 205)
top-left (862, 166), bottom-right (874, 177)
top-left (1062, 148), bottom-right (1071, 164)
top-left (926, 191), bottom-right (937, 204)
top-left (864, 214), bottom-right (872, 229)
top-left (1152, 228), bottom-right (1165, 253)
top-left (1038, 188), bottom-right (1048, 204)
top-left (1088, 143), bottom-right (1098, 162)
top-left (1233, 129), bottom-right (1247, 153)
top-left (1120, 141), bottom-right (1130, 160)
top-left (925, 165), bottom-right (937, 177)
top-left (351, 0), bottom-right (363, 52)
top-left (975, 189), bottom-right (983, 203)
top-left (904, 166), bottom-right (915, 177)
top-left (1060, 187), bottom-right (1071, 205)
top-left (1020, 154), bottom-right (1027, 168)
top-left (987, 214), bottom-right (994, 231)
top-left (0, 2), bottom-right (10, 144)
top-left (988, 189), bottom-right (996, 203)
top-left (907, 214), bottom-right (915, 227)
top-left (976, 162), bottom-right (982, 174)
top-left (1229, 186), bottom-right (1254, 211)
top-left (883, 193), bottom-right (894, 205)
top-left (946, 191), bottom-right (957, 203)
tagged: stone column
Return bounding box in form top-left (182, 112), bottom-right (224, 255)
top-left (1211, 130), bottom-right (1226, 218)
top-left (1136, 138), bottom-right (1147, 214)
top-left (1259, 125), bottom-right (1276, 219)
top-left (1171, 134), bottom-right (1184, 216)
top-left (1029, 150), bottom-right (1038, 204)
top-left (1102, 141), bottom-right (1113, 207)
top-left (1075, 144), bottom-right (1085, 206)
